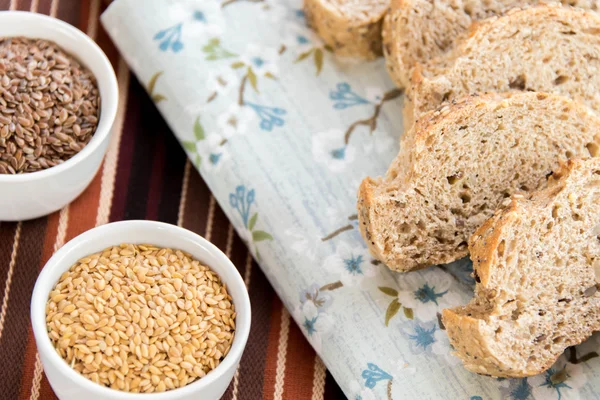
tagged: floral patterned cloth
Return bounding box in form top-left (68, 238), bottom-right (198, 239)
top-left (101, 1), bottom-right (600, 398)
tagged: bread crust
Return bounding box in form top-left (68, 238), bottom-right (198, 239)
top-left (406, 4), bottom-right (600, 127)
top-left (358, 92), bottom-right (600, 271)
top-left (385, 1), bottom-right (600, 90)
top-left (381, 0), bottom-right (407, 87)
top-left (303, 0), bottom-right (388, 59)
top-left (357, 177), bottom-right (378, 257)
top-left (358, 177), bottom-right (458, 271)
top-left (444, 159), bottom-right (600, 377)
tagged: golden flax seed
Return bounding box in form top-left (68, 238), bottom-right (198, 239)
top-left (46, 244), bottom-right (236, 394)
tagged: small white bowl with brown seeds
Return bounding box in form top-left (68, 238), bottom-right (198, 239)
top-left (0, 11), bottom-right (118, 221)
top-left (31, 220), bottom-right (251, 400)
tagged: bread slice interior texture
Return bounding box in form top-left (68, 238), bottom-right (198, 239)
top-left (406, 5), bottom-right (600, 128)
top-left (443, 158), bottom-right (600, 377)
top-left (358, 93), bottom-right (600, 272)
top-left (383, 0), bottom-right (600, 89)
top-left (303, 0), bottom-right (388, 59)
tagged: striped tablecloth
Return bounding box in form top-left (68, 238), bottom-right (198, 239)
top-left (0, 1), bottom-right (344, 399)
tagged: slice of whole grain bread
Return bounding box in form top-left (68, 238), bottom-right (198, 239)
top-left (303, 0), bottom-right (389, 59)
top-left (405, 4), bottom-right (600, 129)
top-left (442, 158), bottom-right (600, 377)
top-left (384, 0), bottom-right (600, 89)
top-left (358, 92), bottom-right (600, 272)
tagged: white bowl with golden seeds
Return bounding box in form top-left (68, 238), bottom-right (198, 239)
top-left (31, 220), bottom-right (251, 400)
top-left (0, 11), bottom-right (118, 221)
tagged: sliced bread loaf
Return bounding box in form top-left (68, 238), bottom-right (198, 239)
top-left (405, 5), bottom-right (600, 129)
top-left (384, 0), bottom-right (600, 89)
top-left (358, 92), bottom-right (600, 272)
top-left (303, 0), bottom-right (388, 59)
top-left (443, 158), bottom-right (600, 377)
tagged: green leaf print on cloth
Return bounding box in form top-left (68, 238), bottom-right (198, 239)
top-left (379, 287), bottom-right (414, 326)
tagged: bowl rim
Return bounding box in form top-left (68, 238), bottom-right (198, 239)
top-left (0, 10), bottom-right (118, 183)
top-left (30, 220), bottom-right (252, 399)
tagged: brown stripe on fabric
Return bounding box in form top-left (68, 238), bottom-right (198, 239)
top-left (221, 374), bottom-right (235, 397)
top-left (65, 167), bottom-right (103, 239)
top-left (0, 0), bottom-right (10, 10)
top-left (39, 371), bottom-right (59, 400)
top-left (145, 135), bottom-right (166, 221)
top-left (231, 259), bottom-right (275, 399)
top-left (78, 0), bottom-right (91, 34)
top-left (121, 79), bottom-right (162, 221)
top-left (34, 0), bottom-right (52, 15)
top-left (35, 215), bottom-right (64, 400)
top-left (324, 369), bottom-right (345, 400)
top-left (0, 223), bottom-right (17, 309)
top-left (180, 167), bottom-right (212, 237)
top-left (206, 199), bottom-right (231, 256)
top-left (18, 326), bottom-right (39, 400)
top-left (100, 9), bottom-right (136, 223)
top-left (220, 234), bottom-right (251, 400)
top-left (17, 210), bottom-right (60, 400)
top-left (56, 0), bottom-right (80, 27)
top-left (262, 298), bottom-right (284, 400)
top-left (96, 7), bottom-right (121, 70)
top-left (109, 76), bottom-right (139, 222)
top-left (156, 127), bottom-right (186, 225)
top-left (283, 324), bottom-right (317, 399)
top-left (177, 163), bottom-right (226, 255)
top-left (228, 233), bottom-right (251, 285)
top-left (15, 0), bottom-right (33, 11)
top-left (0, 219), bottom-right (47, 400)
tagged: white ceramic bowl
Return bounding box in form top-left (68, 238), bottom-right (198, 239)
top-left (0, 11), bottom-right (118, 221)
top-left (31, 220), bottom-right (251, 400)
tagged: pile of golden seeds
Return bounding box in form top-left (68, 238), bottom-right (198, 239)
top-left (0, 37), bottom-right (100, 174)
top-left (46, 244), bottom-right (236, 393)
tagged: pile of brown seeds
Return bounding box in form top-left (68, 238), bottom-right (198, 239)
top-left (46, 244), bottom-right (236, 393)
top-left (0, 37), bottom-right (100, 174)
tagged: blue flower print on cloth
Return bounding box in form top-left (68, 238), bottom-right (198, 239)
top-left (228, 185), bottom-right (273, 259)
top-left (294, 294), bottom-right (333, 353)
top-left (323, 241), bottom-right (378, 287)
top-left (361, 363), bottom-right (392, 389)
top-left (154, 0), bottom-right (224, 53)
top-left (244, 102), bottom-right (286, 132)
top-left (239, 44), bottom-right (279, 77)
top-left (400, 318), bottom-right (463, 365)
top-left (402, 321), bottom-right (438, 354)
top-left (329, 83), bottom-right (386, 110)
top-left (529, 362), bottom-right (587, 400)
top-left (182, 117), bottom-right (231, 172)
top-left (282, 22), bottom-right (321, 55)
top-left (154, 23), bottom-right (183, 52)
top-left (194, 132), bottom-right (229, 172)
top-left (311, 129), bottom-right (356, 173)
top-left (499, 378), bottom-right (533, 400)
top-left (396, 269), bottom-right (464, 322)
top-left (330, 82), bottom-right (369, 109)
